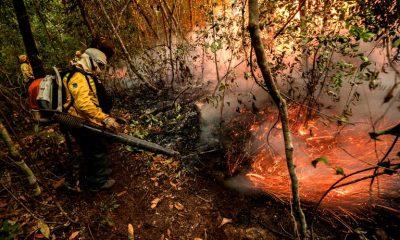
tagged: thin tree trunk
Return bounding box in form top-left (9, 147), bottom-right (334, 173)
top-left (160, 0), bottom-right (187, 41)
top-left (322, 0), bottom-right (329, 29)
top-left (132, 0), bottom-right (159, 39)
top-left (32, 0), bottom-right (61, 62)
top-left (189, 0), bottom-right (193, 28)
top-left (76, 0), bottom-right (95, 37)
top-left (0, 121), bottom-right (41, 196)
top-left (300, 0), bottom-right (308, 71)
top-left (211, 2), bottom-right (221, 95)
top-left (12, 0), bottom-right (45, 79)
top-left (95, 0), bottom-right (157, 92)
top-left (248, 0), bottom-right (308, 238)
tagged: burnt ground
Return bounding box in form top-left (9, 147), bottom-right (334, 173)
top-left (0, 89), bottom-right (399, 240)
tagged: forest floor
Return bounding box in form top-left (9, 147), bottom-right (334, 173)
top-left (0, 89), bottom-right (398, 240)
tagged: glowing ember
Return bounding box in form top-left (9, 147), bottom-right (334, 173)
top-left (245, 107), bottom-right (400, 208)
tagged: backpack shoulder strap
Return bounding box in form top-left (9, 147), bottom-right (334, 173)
top-left (63, 67), bottom-right (81, 112)
top-left (63, 67), bottom-right (96, 112)
top-left (71, 68), bottom-right (95, 92)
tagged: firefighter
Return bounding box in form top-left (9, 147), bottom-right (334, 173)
top-left (64, 47), bottom-right (119, 191)
top-left (19, 54), bottom-right (34, 84)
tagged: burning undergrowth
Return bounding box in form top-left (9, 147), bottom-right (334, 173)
top-left (223, 104), bottom-right (400, 210)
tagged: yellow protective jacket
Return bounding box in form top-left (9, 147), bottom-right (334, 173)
top-left (20, 62), bottom-right (34, 83)
top-left (63, 71), bottom-right (109, 125)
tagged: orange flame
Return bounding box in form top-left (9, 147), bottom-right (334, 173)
top-left (243, 107), bottom-right (399, 208)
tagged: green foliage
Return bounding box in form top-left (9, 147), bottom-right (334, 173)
top-left (210, 39), bottom-right (223, 53)
top-left (0, 220), bottom-right (22, 240)
top-left (311, 156), bottom-right (329, 168)
top-left (331, 72), bottom-right (344, 89)
top-left (0, 0), bottom-right (88, 84)
top-left (393, 38), bottom-right (400, 48)
top-left (335, 167), bottom-right (345, 176)
top-left (100, 194), bottom-right (120, 212)
top-left (349, 25), bottom-right (375, 41)
top-left (311, 157), bottom-right (346, 176)
top-left (355, 0), bottom-right (399, 35)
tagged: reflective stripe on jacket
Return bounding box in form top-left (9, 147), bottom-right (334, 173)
top-left (63, 71), bottom-right (108, 125)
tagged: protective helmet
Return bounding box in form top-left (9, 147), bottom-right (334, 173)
top-left (19, 55), bottom-right (28, 63)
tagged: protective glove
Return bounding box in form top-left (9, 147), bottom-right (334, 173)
top-left (102, 117), bottom-right (120, 131)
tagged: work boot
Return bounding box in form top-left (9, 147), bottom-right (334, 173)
top-left (89, 179), bottom-right (115, 192)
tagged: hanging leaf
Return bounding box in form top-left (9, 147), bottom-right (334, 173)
top-left (311, 156), bottom-right (329, 168)
top-left (210, 40), bottom-right (223, 53)
top-left (369, 123), bottom-right (400, 139)
top-left (359, 55), bottom-right (369, 62)
top-left (37, 220), bottom-right (50, 239)
top-left (335, 167), bottom-right (345, 176)
top-left (244, 72), bottom-right (251, 80)
top-left (393, 38), bottom-right (400, 48)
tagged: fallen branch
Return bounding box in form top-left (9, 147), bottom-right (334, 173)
top-left (0, 121), bottom-right (41, 196)
top-left (1, 182), bottom-right (41, 220)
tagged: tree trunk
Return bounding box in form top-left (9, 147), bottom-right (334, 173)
top-left (32, 0), bottom-right (62, 62)
top-left (211, 2), bottom-right (221, 95)
top-left (12, 0), bottom-right (45, 79)
top-left (189, 0), bottom-right (193, 28)
top-left (299, 0), bottom-right (309, 72)
top-left (76, 0), bottom-right (95, 37)
top-left (160, 0), bottom-right (187, 41)
top-left (95, 0), bottom-right (158, 92)
top-left (248, 0), bottom-right (308, 238)
top-left (132, 0), bottom-right (159, 39)
top-left (0, 121), bottom-right (41, 196)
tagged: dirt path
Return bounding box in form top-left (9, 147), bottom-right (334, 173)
top-left (53, 147), bottom-right (290, 240)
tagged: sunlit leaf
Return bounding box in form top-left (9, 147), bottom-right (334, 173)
top-left (360, 32), bottom-right (374, 41)
top-left (393, 38), bottom-right (400, 48)
top-left (244, 72), bottom-right (251, 80)
top-left (128, 224), bottom-right (134, 240)
top-left (359, 55), bottom-right (369, 62)
top-left (37, 220), bottom-right (50, 239)
top-left (69, 231), bottom-right (79, 240)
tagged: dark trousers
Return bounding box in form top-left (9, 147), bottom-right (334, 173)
top-left (69, 128), bottom-right (110, 187)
